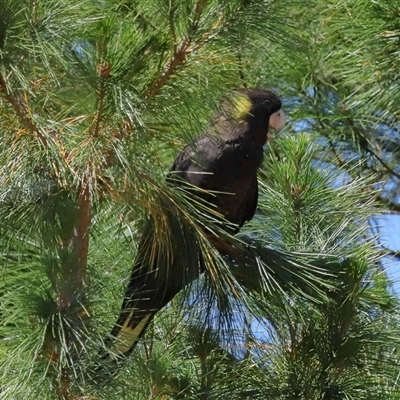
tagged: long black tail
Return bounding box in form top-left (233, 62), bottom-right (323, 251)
top-left (104, 260), bottom-right (185, 362)
top-left (100, 215), bottom-right (332, 366)
top-left (102, 215), bottom-right (203, 363)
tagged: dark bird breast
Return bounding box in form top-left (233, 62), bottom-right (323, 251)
top-left (168, 134), bottom-right (263, 230)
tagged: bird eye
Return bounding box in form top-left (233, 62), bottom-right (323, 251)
top-left (262, 100), bottom-right (271, 108)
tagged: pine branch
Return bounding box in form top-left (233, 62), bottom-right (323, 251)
top-left (345, 115), bottom-right (400, 179)
top-left (327, 137), bottom-right (345, 168)
top-left (192, 0), bottom-right (208, 30)
top-left (55, 370), bottom-right (70, 400)
top-left (377, 244), bottom-right (400, 260)
top-left (72, 174), bottom-right (91, 289)
top-left (145, 0), bottom-right (211, 98)
top-left (56, 174), bottom-right (91, 311)
top-left (145, 38), bottom-right (191, 98)
top-left (369, 146), bottom-right (400, 180)
top-left (91, 42), bottom-right (111, 137)
top-left (0, 72), bottom-right (47, 147)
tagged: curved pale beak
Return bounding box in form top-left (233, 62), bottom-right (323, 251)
top-left (269, 110), bottom-right (285, 133)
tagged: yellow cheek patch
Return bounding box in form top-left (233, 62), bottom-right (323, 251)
top-left (232, 93), bottom-right (252, 121)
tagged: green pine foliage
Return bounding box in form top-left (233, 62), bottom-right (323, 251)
top-left (1, 0), bottom-right (400, 399)
top-left (248, 0), bottom-right (400, 212)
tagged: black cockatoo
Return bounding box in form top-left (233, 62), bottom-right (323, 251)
top-left (103, 89), bottom-right (285, 363)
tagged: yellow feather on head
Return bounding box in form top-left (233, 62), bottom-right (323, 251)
top-left (231, 92), bottom-right (252, 121)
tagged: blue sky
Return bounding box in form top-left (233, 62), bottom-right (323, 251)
top-left (375, 214), bottom-right (400, 294)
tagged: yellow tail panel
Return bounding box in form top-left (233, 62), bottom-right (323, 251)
top-left (109, 312), bottom-right (152, 359)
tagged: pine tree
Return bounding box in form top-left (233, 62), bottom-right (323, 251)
top-left (0, 0), bottom-right (317, 398)
top-left (1, 0), bottom-right (400, 399)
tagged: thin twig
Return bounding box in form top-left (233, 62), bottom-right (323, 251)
top-left (31, 0), bottom-right (38, 23)
top-left (169, 5), bottom-right (178, 52)
top-left (377, 244), bottom-right (400, 260)
top-left (91, 35), bottom-right (110, 137)
top-left (91, 72), bottom-right (107, 137)
top-left (327, 137), bottom-right (345, 168)
top-left (192, 0), bottom-right (208, 30)
top-left (345, 115), bottom-right (400, 179)
top-left (145, 39), bottom-right (191, 98)
top-left (369, 147), bottom-right (400, 180)
top-left (0, 72), bottom-right (47, 146)
top-left (237, 51), bottom-right (247, 87)
top-left (145, 0), bottom-right (209, 98)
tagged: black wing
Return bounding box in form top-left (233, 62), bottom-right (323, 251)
top-left (167, 135), bottom-right (221, 192)
top-left (238, 176), bottom-right (258, 229)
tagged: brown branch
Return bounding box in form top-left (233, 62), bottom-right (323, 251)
top-left (377, 243), bottom-right (400, 260)
top-left (55, 371), bottom-right (71, 400)
top-left (91, 31), bottom-right (111, 136)
top-left (31, 0), bottom-right (38, 23)
top-left (57, 173), bottom-right (91, 311)
top-left (168, 5), bottom-right (178, 52)
top-left (0, 72), bottom-right (47, 147)
top-left (192, 0), bottom-right (208, 29)
top-left (145, 0), bottom-right (209, 98)
top-left (381, 249), bottom-right (400, 260)
top-left (73, 174), bottom-right (91, 287)
top-left (91, 61), bottom-right (109, 137)
top-left (145, 39), bottom-right (191, 98)
top-left (51, 175), bottom-right (91, 400)
top-left (237, 51), bottom-right (247, 87)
